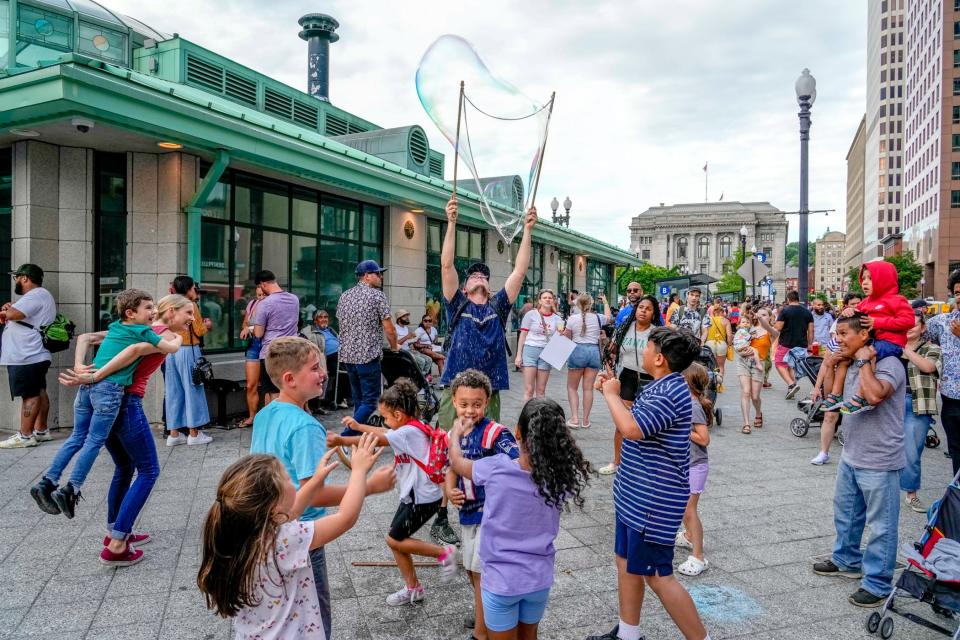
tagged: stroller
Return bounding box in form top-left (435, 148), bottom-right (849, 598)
top-left (789, 355), bottom-right (846, 443)
top-left (695, 346), bottom-right (723, 427)
top-left (865, 469), bottom-right (960, 639)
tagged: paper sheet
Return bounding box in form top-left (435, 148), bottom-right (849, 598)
top-left (539, 333), bottom-right (577, 370)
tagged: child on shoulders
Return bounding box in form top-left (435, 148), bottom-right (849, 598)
top-left (675, 363), bottom-right (713, 578)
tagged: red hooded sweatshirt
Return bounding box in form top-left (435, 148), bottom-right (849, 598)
top-left (857, 261), bottom-right (914, 347)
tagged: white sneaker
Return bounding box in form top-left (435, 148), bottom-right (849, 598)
top-left (187, 432), bottom-right (213, 445)
top-left (0, 433), bottom-right (38, 449)
top-left (810, 452), bottom-right (830, 466)
top-left (438, 544), bottom-right (458, 584)
top-left (32, 430), bottom-right (53, 442)
top-left (385, 584), bottom-right (425, 606)
top-left (677, 555), bottom-right (709, 576)
top-left (598, 463), bottom-right (618, 476)
top-left (166, 434), bottom-right (186, 447)
top-left (675, 529), bottom-right (694, 550)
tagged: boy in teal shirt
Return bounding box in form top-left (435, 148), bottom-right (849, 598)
top-left (30, 289), bottom-right (181, 519)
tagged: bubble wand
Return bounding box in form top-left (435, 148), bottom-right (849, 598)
top-left (527, 92), bottom-right (555, 208)
top-left (452, 80), bottom-right (465, 199)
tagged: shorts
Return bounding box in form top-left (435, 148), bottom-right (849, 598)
top-left (7, 360), bottom-right (51, 400)
top-left (618, 368), bottom-right (653, 403)
top-left (872, 339), bottom-right (903, 361)
top-left (387, 498), bottom-right (441, 541)
top-left (614, 518), bottom-right (674, 576)
top-left (567, 343), bottom-right (602, 370)
top-left (689, 462), bottom-right (709, 495)
top-left (481, 587), bottom-right (551, 632)
top-left (735, 354), bottom-right (764, 382)
top-left (521, 344), bottom-right (551, 370)
top-left (438, 388), bottom-right (501, 430)
top-left (461, 523), bottom-right (482, 573)
top-left (774, 344), bottom-right (790, 368)
top-left (259, 359), bottom-right (279, 394)
top-left (244, 337), bottom-right (262, 361)
top-left (704, 340), bottom-right (727, 357)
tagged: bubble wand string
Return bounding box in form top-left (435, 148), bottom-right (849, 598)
top-left (528, 92), bottom-right (556, 208)
top-left (452, 80), bottom-right (464, 199)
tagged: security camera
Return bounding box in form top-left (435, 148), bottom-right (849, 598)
top-left (71, 117), bottom-right (94, 133)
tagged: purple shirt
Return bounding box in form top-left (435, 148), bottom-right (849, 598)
top-left (256, 291), bottom-right (301, 359)
top-left (472, 454), bottom-right (560, 595)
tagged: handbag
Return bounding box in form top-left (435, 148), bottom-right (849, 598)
top-left (189, 325), bottom-right (215, 386)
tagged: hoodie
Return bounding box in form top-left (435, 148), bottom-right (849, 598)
top-left (857, 261), bottom-right (914, 347)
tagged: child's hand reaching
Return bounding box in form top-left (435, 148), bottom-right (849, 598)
top-left (350, 432), bottom-right (383, 473)
top-left (860, 315), bottom-right (875, 330)
top-left (341, 416), bottom-right (361, 432)
top-left (447, 486), bottom-right (466, 507)
top-left (596, 368), bottom-right (620, 396)
top-left (855, 345), bottom-right (877, 362)
top-left (311, 449), bottom-right (340, 485)
top-left (451, 417), bottom-right (472, 440)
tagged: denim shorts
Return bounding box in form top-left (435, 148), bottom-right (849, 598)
top-left (567, 343), bottom-right (602, 370)
top-left (615, 518), bottom-right (674, 576)
top-left (244, 337), bottom-right (262, 361)
top-left (521, 344), bottom-right (551, 370)
top-left (481, 587), bottom-right (551, 631)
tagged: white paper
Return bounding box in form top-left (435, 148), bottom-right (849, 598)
top-left (539, 333), bottom-right (577, 370)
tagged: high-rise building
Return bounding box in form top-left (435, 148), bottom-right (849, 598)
top-left (845, 116), bottom-right (867, 276)
top-left (815, 231), bottom-right (847, 294)
top-left (904, 0), bottom-right (960, 297)
top-left (864, 0), bottom-right (906, 261)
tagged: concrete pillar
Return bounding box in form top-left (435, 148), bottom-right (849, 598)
top-left (384, 205), bottom-right (426, 319)
top-left (486, 229), bottom-right (512, 291)
top-left (542, 244), bottom-right (559, 294)
top-left (573, 254), bottom-right (587, 293)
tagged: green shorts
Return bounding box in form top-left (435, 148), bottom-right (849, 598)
top-left (437, 388), bottom-right (501, 430)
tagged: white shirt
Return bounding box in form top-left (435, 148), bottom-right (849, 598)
top-left (567, 312), bottom-right (609, 345)
top-left (520, 310), bottom-right (562, 348)
top-left (396, 324), bottom-right (413, 352)
top-left (1, 287), bottom-right (56, 365)
top-left (414, 326), bottom-right (438, 350)
top-left (620, 324), bottom-right (652, 373)
top-left (386, 425), bottom-right (443, 504)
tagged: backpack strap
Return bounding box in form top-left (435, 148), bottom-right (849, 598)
top-left (15, 320), bottom-right (37, 331)
top-left (481, 420), bottom-right (505, 450)
top-left (448, 295), bottom-right (514, 358)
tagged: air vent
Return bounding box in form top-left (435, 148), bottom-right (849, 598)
top-left (185, 53), bottom-right (222, 92)
top-left (185, 53), bottom-right (257, 107)
top-left (409, 128), bottom-right (428, 165)
top-left (429, 152), bottom-right (444, 179)
top-left (325, 114), bottom-right (349, 136)
top-left (292, 100), bottom-right (319, 128)
top-left (264, 87), bottom-right (293, 119)
top-left (347, 122), bottom-right (367, 134)
top-left (224, 71), bottom-right (257, 106)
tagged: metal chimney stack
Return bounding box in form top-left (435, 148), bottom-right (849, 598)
top-left (298, 13), bottom-right (339, 102)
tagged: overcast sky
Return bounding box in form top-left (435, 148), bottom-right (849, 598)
top-left (113, 0), bottom-right (866, 250)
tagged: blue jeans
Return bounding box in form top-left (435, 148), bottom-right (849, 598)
top-left (901, 394), bottom-right (933, 493)
top-left (344, 359), bottom-right (381, 436)
top-left (104, 395), bottom-right (160, 540)
top-left (832, 460), bottom-right (901, 597)
top-left (310, 545), bottom-right (332, 639)
top-left (45, 381), bottom-right (125, 489)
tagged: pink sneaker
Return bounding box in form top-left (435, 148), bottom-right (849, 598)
top-left (103, 532), bottom-right (151, 547)
top-left (99, 544), bottom-right (144, 567)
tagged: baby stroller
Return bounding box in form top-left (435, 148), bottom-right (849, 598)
top-left (380, 348), bottom-right (440, 424)
top-left (695, 346), bottom-right (723, 427)
top-left (865, 469), bottom-right (960, 639)
top-left (789, 355), bottom-right (845, 443)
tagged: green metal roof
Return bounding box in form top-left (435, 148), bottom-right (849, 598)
top-left (0, 54), bottom-right (639, 265)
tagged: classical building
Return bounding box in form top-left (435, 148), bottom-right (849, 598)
top-left (845, 115), bottom-right (867, 275)
top-left (629, 202), bottom-right (789, 298)
top-left (815, 230), bottom-right (847, 294)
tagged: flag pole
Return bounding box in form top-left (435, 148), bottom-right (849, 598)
top-left (704, 162), bottom-right (708, 202)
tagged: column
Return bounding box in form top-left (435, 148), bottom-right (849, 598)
top-left (384, 206), bottom-right (427, 316)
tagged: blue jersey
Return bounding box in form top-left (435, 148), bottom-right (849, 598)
top-left (442, 289), bottom-right (512, 391)
top-left (457, 418), bottom-right (519, 525)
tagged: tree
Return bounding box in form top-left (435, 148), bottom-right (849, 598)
top-left (786, 241), bottom-right (817, 267)
top-left (615, 263), bottom-right (682, 298)
top-left (845, 251), bottom-right (923, 299)
top-left (716, 248), bottom-right (746, 295)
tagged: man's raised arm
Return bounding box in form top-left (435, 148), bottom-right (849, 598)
top-left (441, 197), bottom-right (460, 302)
top-left (503, 206), bottom-right (538, 303)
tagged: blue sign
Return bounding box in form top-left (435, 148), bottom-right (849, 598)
top-left (755, 252), bottom-right (766, 264)
top-left (659, 286), bottom-right (670, 296)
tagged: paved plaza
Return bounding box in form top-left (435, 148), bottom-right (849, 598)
top-left (0, 369), bottom-right (956, 640)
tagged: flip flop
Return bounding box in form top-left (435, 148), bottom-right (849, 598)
top-left (741, 424), bottom-right (752, 434)
top-left (566, 420), bottom-right (581, 429)
top-left (753, 415), bottom-right (763, 429)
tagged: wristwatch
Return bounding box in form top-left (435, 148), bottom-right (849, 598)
top-left (853, 359), bottom-right (870, 368)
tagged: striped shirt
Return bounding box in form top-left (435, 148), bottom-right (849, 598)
top-left (613, 372), bottom-right (692, 546)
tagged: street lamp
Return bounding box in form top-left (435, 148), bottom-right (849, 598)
top-left (796, 68), bottom-right (816, 303)
top-left (550, 197), bottom-right (560, 224)
top-left (750, 243), bottom-right (758, 300)
top-left (739, 225), bottom-right (748, 302)
top-left (549, 196), bottom-right (572, 226)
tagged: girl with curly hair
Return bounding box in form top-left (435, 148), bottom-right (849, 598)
top-left (448, 397), bottom-right (593, 639)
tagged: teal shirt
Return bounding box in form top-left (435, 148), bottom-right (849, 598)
top-left (250, 401), bottom-right (328, 521)
top-left (93, 321), bottom-right (162, 386)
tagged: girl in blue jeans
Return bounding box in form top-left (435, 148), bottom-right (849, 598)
top-left (901, 311), bottom-right (942, 513)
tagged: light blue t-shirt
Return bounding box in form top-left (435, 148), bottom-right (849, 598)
top-left (250, 401), bottom-right (327, 521)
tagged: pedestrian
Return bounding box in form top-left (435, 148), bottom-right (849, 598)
top-left (413, 313), bottom-right (446, 377)
top-left (253, 270), bottom-right (302, 405)
top-left (238, 284), bottom-right (266, 427)
top-left (616, 283), bottom-right (644, 326)
top-left (900, 307), bottom-right (941, 513)
top-left (669, 288), bottom-right (708, 341)
top-left (675, 362), bottom-right (712, 577)
top-left (336, 259), bottom-right (399, 441)
top-left (394, 309), bottom-right (433, 379)
top-left (773, 290), bottom-right (813, 400)
top-left (309, 310), bottom-right (345, 410)
top-left (513, 299), bottom-right (534, 372)
top-left (702, 303), bottom-right (733, 388)
top-left (0, 264), bottom-right (56, 449)
top-left (164, 276), bottom-right (214, 446)
top-left (813, 311), bottom-right (906, 608)
top-left (565, 292), bottom-right (611, 429)
top-left (811, 298), bottom-right (833, 346)
top-left (299, 311), bottom-right (332, 416)
top-left (734, 308), bottom-right (775, 435)
top-left (664, 293), bottom-right (681, 328)
top-left (926, 270), bottom-right (960, 476)
top-left (516, 289), bottom-right (562, 402)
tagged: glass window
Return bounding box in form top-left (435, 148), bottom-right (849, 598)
top-left (321, 195), bottom-right (359, 240)
top-left (557, 252), bottom-right (574, 302)
top-left (586, 260), bottom-right (612, 309)
top-left (292, 188), bottom-right (318, 234)
top-left (0, 147), bottom-right (10, 304)
top-left (719, 235), bottom-right (732, 259)
top-left (955, 50), bottom-right (960, 68)
top-left (954, 106), bottom-right (960, 124)
top-left (235, 175), bottom-right (288, 228)
top-left (954, 134), bottom-right (960, 152)
top-left (697, 236), bottom-right (709, 259)
top-left (952, 162), bottom-right (960, 180)
top-left (94, 152), bottom-right (127, 330)
top-left (676, 236), bottom-right (688, 260)
top-left (199, 221), bottom-right (230, 349)
top-left (952, 191), bottom-right (960, 208)
top-left (362, 204), bottom-right (382, 244)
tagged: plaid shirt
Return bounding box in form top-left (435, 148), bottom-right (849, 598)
top-left (905, 340), bottom-right (941, 415)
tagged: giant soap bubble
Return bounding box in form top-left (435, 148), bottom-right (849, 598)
top-left (416, 35), bottom-right (554, 243)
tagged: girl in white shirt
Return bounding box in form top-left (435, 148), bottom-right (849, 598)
top-left (413, 314), bottom-right (446, 376)
top-left (563, 292), bottom-right (611, 428)
top-left (516, 290), bottom-right (563, 402)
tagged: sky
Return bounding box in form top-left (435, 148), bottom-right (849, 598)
top-left (112, 0), bottom-right (867, 250)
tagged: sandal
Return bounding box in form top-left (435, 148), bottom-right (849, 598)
top-left (741, 424), bottom-right (752, 434)
top-left (753, 414), bottom-right (763, 429)
top-left (566, 419), bottom-right (581, 429)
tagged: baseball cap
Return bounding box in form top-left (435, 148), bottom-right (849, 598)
top-left (911, 299), bottom-right (929, 310)
top-left (395, 309), bottom-right (410, 321)
top-left (254, 270), bottom-right (277, 285)
top-left (355, 260), bottom-right (387, 276)
top-left (466, 262), bottom-right (490, 279)
top-left (11, 263), bottom-right (43, 284)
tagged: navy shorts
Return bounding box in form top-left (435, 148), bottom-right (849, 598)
top-left (615, 518), bottom-right (674, 576)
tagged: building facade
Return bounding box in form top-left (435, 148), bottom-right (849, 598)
top-left (815, 230), bottom-right (847, 294)
top-left (0, 1), bottom-right (637, 430)
top-left (629, 202), bottom-right (788, 298)
top-left (845, 115), bottom-right (867, 275)
top-left (865, 0), bottom-right (906, 261)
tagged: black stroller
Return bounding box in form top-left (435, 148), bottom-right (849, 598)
top-left (695, 346), bottom-right (723, 427)
top-left (865, 469), bottom-right (960, 639)
top-left (789, 355), bottom-right (845, 443)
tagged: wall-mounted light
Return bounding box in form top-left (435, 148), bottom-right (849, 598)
top-left (157, 141), bottom-right (183, 150)
top-left (403, 220), bottom-right (415, 239)
top-left (10, 129), bottom-right (40, 137)
top-left (497, 240), bottom-right (505, 255)
top-left (410, 208), bottom-right (424, 213)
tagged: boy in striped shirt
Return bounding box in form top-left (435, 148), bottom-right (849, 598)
top-left (588, 326), bottom-right (712, 640)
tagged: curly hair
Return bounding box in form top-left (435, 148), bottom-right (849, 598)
top-left (517, 398), bottom-right (593, 511)
top-left (450, 368), bottom-right (492, 399)
top-left (379, 378), bottom-right (420, 419)
top-left (608, 295), bottom-right (662, 368)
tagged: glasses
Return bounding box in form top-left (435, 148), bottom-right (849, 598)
top-left (423, 319), bottom-right (433, 324)
top-left (626, 288), bottom-right (641, 293)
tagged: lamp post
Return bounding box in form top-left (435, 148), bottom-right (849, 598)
top-left (739, 225), bottom-right (748, 302)
top-left (549, 196), bottom-right (571, 226)
top-left (796, 68), bottom-right (816, 303)
top-left (550, 197), bottom-right (560, 224)
top-left (750, 243), bottom-right (758, 300)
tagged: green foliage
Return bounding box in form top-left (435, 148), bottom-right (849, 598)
top-left (615, 263), bottom-right (682, 297)
top-left (716, 248), bottom-right (746, 294)
top-left (845, 250), bottom-right (923, 299)
top-left (786, 241), bottom-right (817, 267)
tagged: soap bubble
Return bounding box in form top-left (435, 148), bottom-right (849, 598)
top-left (416, 35), bottom-right (553, 243)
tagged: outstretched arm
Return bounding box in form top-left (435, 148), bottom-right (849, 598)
top-left (504, 207), bottom-right (538, 303)
top-left (441, 198), bottom-right (460, 302)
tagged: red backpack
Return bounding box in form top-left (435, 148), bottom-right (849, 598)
top-left (407, 420), bottom-right (450, 484)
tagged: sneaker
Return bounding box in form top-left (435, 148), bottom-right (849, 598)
top-left (431, 519), bottom-right (460, 546)
top-left (822, 394), bottom-right (845, 411)
top-left (598, 463), bottom-right (618, 476)
top-left (677, 555), bottom-right (709, 576)
top-left (187, 432), bottom-right (212, 445)
top-left (99, 544), bottom-right (144, 567)
top-left (385, 584), bottom-right (425, 606)
top-left (675, 529), bottom-right (694, 550)
top-left (30, 477), bottom-right (61, 515)
top-left (103, 532), bottom-right (151, 547)
top-left (0, 433), bottom-right (38, 449)
top-left (849, 588), bottom-right (885, 608)
top-left (905, 494), bottom-right (926, 513)
top-left (166, 434), bottom-right (186, 447)
top-left (586, 625), bottom-right (629, 640)
top-left (438, 544), bottom-right (458, 583)
top-left (51, 484), bottom-right (82, 519)
top-left (32, 430), bottom-right (53, 442)
top-left (463, 614), bottom-right (475, 629)
top-left (812, 558), bottom-right (862, 579)
top-left (810, 452), bottom-right (830, 466)
top-left (785, 383), bottom-right (800, 400)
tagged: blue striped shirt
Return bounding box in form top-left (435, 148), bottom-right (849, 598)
top-left (613, 372), bottom-right (692, 546)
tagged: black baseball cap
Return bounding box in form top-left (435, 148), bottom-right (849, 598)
top-left (11, 263), bottom-right (43, 284)
top-left (254, 270), bottom-right (277, 285)
top-left (911, 299), bottom-right (929, 310)
top-left (466, 262), bottom-right (490, 279)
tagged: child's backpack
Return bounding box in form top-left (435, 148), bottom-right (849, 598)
top-left (408, 420), bottom-right (450, 484)
top-left (18, 313), bottom-right (76, 353)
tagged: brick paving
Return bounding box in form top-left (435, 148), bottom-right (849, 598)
top-left (0, 368), bottom-right (956, 639)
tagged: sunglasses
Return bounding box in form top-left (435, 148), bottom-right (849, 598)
top-left (626, 288), bottom-right (641, 293)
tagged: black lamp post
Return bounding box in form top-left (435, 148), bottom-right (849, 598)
top-left (739, 225), bottom-right (748, 302)
top-left (796, 68), bottom-right (816, 302)
top-left (550, 196), bottom-right (572, 226)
